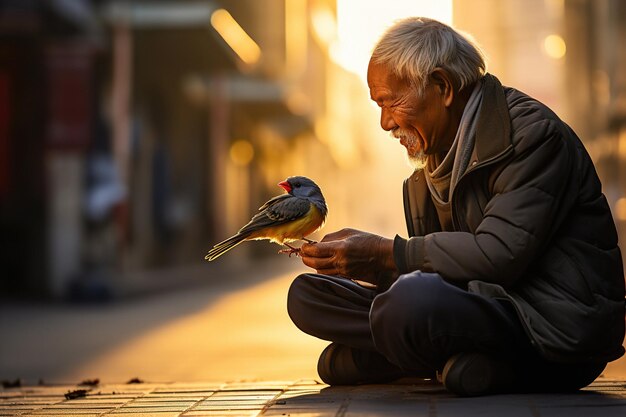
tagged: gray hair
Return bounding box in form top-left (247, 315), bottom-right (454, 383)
top-left (371, 17), bottom-right (486, 94)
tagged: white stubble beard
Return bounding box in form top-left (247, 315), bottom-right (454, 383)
top-left (391, 129), bottom-right (427, 172)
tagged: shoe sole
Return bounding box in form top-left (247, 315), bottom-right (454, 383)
top-left (443, 353), bottom-right (510, 396)
top-left (317, 343), bottom-right (340, 385)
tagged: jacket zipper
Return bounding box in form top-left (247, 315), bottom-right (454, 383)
top-left (450, 144), bottom-right (514, 231)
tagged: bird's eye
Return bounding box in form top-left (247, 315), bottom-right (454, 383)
top-left (294, 183), bottom-right (301, 188)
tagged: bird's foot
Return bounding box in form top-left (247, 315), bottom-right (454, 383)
top-left (278, 248), bottom-right (301, 257)
top-left (279, 244), bottom-right (301, 257)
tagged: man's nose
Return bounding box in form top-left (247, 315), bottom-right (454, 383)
top-left (380, 107), bottom-right (397, 131)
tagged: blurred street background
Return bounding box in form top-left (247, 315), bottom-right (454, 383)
top-left (1, 0), bottom-right (626, 384)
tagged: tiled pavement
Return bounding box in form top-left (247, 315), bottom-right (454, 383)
top-left (1, 378), bottom-right (626, 417)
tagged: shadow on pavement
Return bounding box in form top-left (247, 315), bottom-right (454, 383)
top-left (264, 380), bottom-right (626, 417)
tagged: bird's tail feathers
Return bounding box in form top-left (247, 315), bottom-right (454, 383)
top-left (205, 233), bottom-right (248, 261)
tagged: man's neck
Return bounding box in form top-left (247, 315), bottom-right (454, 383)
top-left (440, 80), bottom-right (480, 151)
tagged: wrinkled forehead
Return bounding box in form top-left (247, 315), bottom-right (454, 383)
top-left (366, 60), bottom-right (390, 86)
top-left (367, 61), bottom-right (410, 98)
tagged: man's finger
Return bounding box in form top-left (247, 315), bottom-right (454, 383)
top-left (301, 255), bottom-right (333, 271)
top-left (320, 228), bottom-right (357, 242)
top-left (301, 241), bottom-right (337, 257)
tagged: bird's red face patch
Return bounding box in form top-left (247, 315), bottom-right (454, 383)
top-left (278, 181), bottom-right (291, 193)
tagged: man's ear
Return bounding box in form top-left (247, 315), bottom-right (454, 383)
top-left (429, 68), bottom-right (454, 107)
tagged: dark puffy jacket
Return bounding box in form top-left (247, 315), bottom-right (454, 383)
top-left (394, 73), bottom-right (625, 363)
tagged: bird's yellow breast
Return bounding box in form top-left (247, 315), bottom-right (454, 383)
top-left (258, 203), bottom-right (325, 245)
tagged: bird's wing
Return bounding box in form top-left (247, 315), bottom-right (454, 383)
top-left (237, 194), bottom-right (310, 236)
top-left (206, 194), bottom-right (315, 260)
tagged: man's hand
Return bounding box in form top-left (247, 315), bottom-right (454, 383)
top-left (299, 228), bottom-right (399, 285)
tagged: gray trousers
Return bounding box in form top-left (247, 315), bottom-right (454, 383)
top-left (287, 271), bottom-right (605, 391)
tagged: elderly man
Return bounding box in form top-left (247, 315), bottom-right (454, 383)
top-left (287, 17), bottom-right (625, 396)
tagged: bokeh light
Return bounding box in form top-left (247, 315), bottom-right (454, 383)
top-left (229, 140), bottom-right (255, 166)
top-left (543, 34), bottom-right (567, 59)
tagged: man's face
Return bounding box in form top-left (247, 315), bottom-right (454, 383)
top-left (367, 61), bottom-right (452, 166)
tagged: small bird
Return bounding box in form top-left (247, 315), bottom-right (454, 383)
top-left (205, 176), bottom-right (328, 261)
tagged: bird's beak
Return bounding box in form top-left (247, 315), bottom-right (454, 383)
top-left (278, 181), bottom-right (291, 193)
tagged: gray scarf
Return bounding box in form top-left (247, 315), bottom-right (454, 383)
top-left (424, 80), bottom-right (484, 205)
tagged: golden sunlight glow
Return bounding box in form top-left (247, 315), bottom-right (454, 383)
top-left (543, 34), bottom-right (566, 59)
top-left (333, 0), bottom-right (453, 79)
top-left (286, 90), bottom-right (312, 115)
top-left (615, 197), bottom-right (626, 221)
top-left (620, 127), bottom-right (626, 159)
top-left (285, 0), bottom-right (308, 76)
top-left (211, 9), bottom-right (261, 65)
top-left (545, 0), bottom-right (565, 18)
top-left (317, 0), bottom-right (453, 173)
top-left (310, 4), bottom-right (337, 47)
top-left (229, 139), bottom-right (255, 166)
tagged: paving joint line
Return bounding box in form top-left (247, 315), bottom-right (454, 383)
top-left (177, 385), bottom-right (222, 416)
top-left (97, 385), bottom-right (156, 416)
top-left (428, 396), bottom-right (438, 417)
top-left (258, 384), bottom-right (288, 416)
top-left (334, 393), bottom-right (351, 417)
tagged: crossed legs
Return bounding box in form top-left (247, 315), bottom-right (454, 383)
top-left (287, 271), bottom-right (604, 391)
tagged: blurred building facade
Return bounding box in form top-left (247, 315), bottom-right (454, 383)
top-left (0, 0), bottom-right (102, 297)
top-left (561, 0), bottom-right (626, 255)
top-left (0, 0), bottom-right (352, 299)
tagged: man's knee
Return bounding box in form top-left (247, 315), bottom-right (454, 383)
top-left (370, 272), bottom-right (449, 361)
top-left (287, 273), bottom-right (315, 331)
top-left (371, 272), bottom-right (447, 328)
